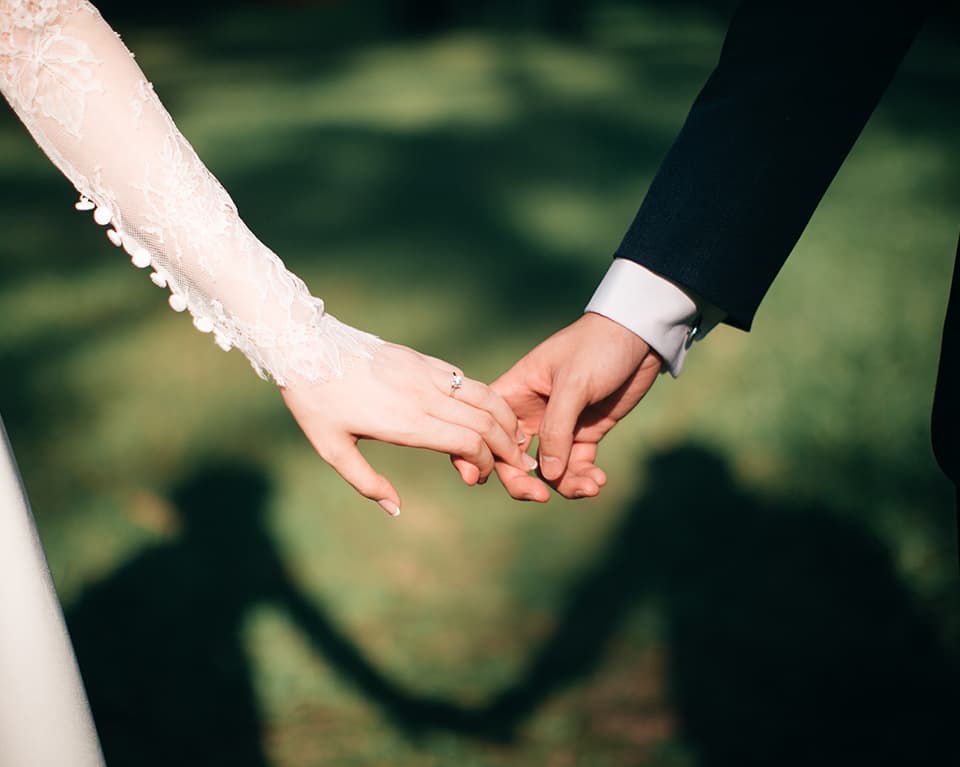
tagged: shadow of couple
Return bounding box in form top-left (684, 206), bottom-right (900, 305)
top-left (67, 445), bottom-right (959, 766)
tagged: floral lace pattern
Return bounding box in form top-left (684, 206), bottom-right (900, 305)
top-left (1, 4), bottom-right (99, 138)
top-left (0, 0), bottom-right (381, 384)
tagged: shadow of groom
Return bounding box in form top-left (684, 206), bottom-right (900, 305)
top-left (469, 445), bottom-right (960, 764)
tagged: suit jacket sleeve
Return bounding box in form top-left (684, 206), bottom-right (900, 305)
top-left (614, 0), bottom-right (930, 331)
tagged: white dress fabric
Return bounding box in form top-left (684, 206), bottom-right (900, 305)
top-left (1, 0), bottom-right (382, 385)
top-left (0, 417), bottom-right (105, 767)
top-left (1, 2), bottom-right (386, 763)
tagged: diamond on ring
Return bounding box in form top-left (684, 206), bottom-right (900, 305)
top-left (450, 371), bottom-right (463, 395)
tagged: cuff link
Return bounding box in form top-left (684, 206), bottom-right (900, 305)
top-left (684, 314), bottom-right (702, 350)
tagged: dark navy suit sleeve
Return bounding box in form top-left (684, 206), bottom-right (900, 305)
top-left (615, 0), bottom-right (929, 330)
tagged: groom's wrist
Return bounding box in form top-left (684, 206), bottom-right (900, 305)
top-left (585, 258), bottom-right (724, 377)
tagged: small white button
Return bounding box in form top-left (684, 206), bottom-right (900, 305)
top-left (93, 206), bottom-right (112, 226)
top-left (131, 249), bottom-right (152, 269)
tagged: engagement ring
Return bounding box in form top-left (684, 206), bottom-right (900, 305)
top-left (450, 371), bottom-right (463, 395)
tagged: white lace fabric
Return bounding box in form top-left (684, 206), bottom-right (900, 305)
top-left (0, 0), bottom-right (381, 384)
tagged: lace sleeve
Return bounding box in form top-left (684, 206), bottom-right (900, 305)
top-left (0, 0), bottom-right (381, 385)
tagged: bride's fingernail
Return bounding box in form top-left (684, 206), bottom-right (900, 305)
top-left (522, 454), bottom-right (538, 472)
top-left (378, 500), bottom-right (401, 517)
top-left (516, 426), bottom-right (527, 445)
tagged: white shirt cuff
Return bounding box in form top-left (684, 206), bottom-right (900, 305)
top-left (585, 258), bottom-right (725, 377)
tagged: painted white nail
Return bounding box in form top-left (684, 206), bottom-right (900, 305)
top-left (378, 500), bottom-right (400, 517)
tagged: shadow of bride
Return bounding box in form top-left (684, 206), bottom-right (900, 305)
top-left (65, 460), bottom-right (472, 766)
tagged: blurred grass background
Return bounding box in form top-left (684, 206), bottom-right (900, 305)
top-left (2, 1), bottom-right (959, 765)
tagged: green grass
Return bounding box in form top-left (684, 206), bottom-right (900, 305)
top-left (1, 3), bottom-right (958, 765)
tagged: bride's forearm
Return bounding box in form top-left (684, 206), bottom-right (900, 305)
top-left (1, 1), bottom-right (542, 508)
top-left (0, 0), bottom-right (380, 384)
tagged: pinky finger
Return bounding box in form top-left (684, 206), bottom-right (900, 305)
top-left (553, 473), bottom-right (601, 499)
top-left (568, 442), bottom-right (606, 486)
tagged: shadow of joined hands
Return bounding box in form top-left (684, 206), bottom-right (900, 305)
top-left (68, 448), bottom-right (959, 766)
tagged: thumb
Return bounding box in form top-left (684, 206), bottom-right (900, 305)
top-left (538, 373), bottom-right (591, 481)
top-left (322, 437), bottom-right (402, 517)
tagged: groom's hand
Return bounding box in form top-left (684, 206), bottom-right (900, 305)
top-left (491, 312), bottom-right (662, 501)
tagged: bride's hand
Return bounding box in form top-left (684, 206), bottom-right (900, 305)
top-left (279, 342), bottom-right (538, 516)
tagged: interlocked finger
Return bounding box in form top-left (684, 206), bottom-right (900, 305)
top-left (412, 416), bottom-right (497, 478)
top-left (437, 373), bottom-right (522, 443)
top-left (431, 394), bottom-right (536, 475)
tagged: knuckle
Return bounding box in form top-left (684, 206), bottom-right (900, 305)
top-left (355, 485), bottom-right (378, 501)
top-left (477, 413), bottom-right (498, 436)
top-left (557, 368), bottom-right (589, 389)
top-left (462, 433), bottom-right (485, 458)
top-left (491, 398), bottom-right (515, 422)
top-left (317, 443), bottom-right (344, 464)
top-left (540, 423), bottom-right (568, 442)
top-left (357, 474), bottom-right (387, 499)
